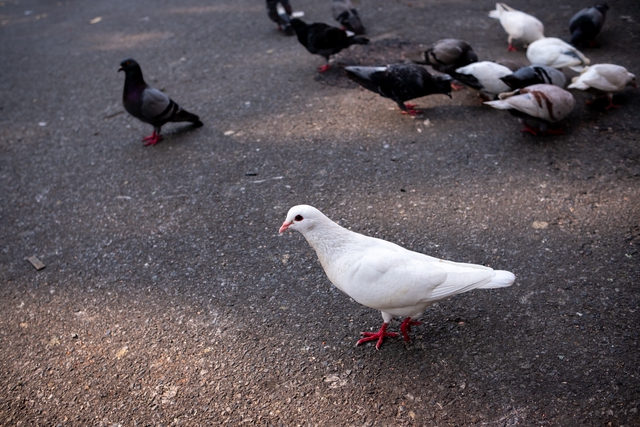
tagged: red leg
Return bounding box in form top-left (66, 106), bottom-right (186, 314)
top-left (507, 42), bottom-right (517, 52)
top-left (521, 124), bottom-right (538, 136)
top-left (399, 317), bottom-right (422, 343)
top-left (543, 127), bottom-right (565, 135)
top-left (451, 81), bottom-right (465, 91)
top-left (142, 130), bottom-right (162, 146)
top-left (400, 103), bottom-right (420, 115)
top-left (357, 322), bottom-right (398, 350)
top-left (318, 64), bottom-right (331, 73)
top-left (605, 94), bottom-right (622, 110)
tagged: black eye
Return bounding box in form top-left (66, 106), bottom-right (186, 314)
top-left (294, 214), bottom-right (303, 221)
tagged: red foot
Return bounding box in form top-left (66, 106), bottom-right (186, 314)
top-left (451, 81), bottom-right (465, 91)
top-left (401, 103), bottom-right (420, 115)
top-left (605, 102), bottom-right (622, 110)
top-left (521, 124), bottom-right (538, 136)
top-left (521, 124), bottom-right (564, 136)
top-left (507, 43), bottom-right (517, 52)
top-left (318, 64), bottom-right (332, 73)
top-left (399, 317), bottom-right (422, 343)
top-left (142, 131), bottom-right (162, 146)
top-left (357, 322), bottom-right (398, 350)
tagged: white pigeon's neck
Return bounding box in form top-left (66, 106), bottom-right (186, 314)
top-left (303, 220), bottom-right (353, 261)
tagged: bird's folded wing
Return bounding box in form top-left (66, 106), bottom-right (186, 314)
top-left (141, 87), bottom-right (172, 121)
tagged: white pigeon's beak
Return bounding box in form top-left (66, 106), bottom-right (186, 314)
top-left (279, 220), bottom-right (293, 234)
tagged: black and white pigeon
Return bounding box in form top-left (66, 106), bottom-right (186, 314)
top-left (289, 18), bottom-right (369, 73)
top-left (266, 0), bottom-right (294, 35)
top-left (332, 0), bottom-right (365, 35)
top-left (119, 59), bottom-right (203, 146)
top-left (570, 4), bottom-right (609, 47)
top-left (345, 63), bottom-right (452, 115)
top-left (279, 205), bottom-right (515, 349)
top-left (485, 84), bottom-right (575, 135)
top-left (452, 61), bottom-right (513, 99)
top-left (501, 65), bottom-right (567, 90)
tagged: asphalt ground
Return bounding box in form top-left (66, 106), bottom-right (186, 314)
top-left (1, 0), bottom-right (639, 425)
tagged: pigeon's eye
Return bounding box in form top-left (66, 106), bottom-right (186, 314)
top-left (294, 215), bottom-right (303, 222)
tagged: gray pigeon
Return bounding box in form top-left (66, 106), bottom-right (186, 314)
top-left (332, 0), bottom-right (365, 35)
top-left (266, 0), bottom-right (294, 35)
top-left (119, 59), bottom-right (203, 146)
top-left (570, 4), bottom-right (609, 47)
top-left (345, 63), bottom-right (452, 115)
top-left (289, 18), bottom-right (369, 73)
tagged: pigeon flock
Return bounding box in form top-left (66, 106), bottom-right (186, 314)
top-left (116, 2), bottom-right (636, 349)
top-left (119, 1), bottom-right (635, 141)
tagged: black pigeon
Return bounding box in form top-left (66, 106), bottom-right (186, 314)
top-left (119, 59), bottom-right (203, 146)
top-left (289, 18), bottom-right (369, 73)
top-left (332, 0), bottom-right (365, 35)
top-left (266, 0), bottom-right (294, 36)
top-left (501, 65), bottom-right (566, 90)
top-left (570, 4), bottom-right (609, 47)
top-left (345, 63), bottom-right (452, 115)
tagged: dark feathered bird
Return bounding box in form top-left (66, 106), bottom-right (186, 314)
top-left (119, 59), bottom-right (203, 146)
top-left (501, 65), bottom-right (566, 90)
top-left (289, 18), bottom-right (369, 73)
top-left (570, 4), bottom-right (609, 47)
top-left (421, 39), bottom-right (478, 75)
top-left (345, 63), bottom-right (452, 115)
top-left (266, 0), bottom-right (294, 35)
top-left (332, 0), bottom-right (365, 35)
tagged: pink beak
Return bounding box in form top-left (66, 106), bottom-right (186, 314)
top-left (279, 220), bottom-right (292, 234)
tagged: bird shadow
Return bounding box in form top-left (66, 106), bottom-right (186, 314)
top-left (161, 123), bottom-right (204, 143)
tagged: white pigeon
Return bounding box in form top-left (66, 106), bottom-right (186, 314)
top-left (484, 84), bottom-right (575, 135)
top-left (453, 61), bottom-right (513, 98)
top-left (279, 205), bottom-right (516, 349)
top-left (567, 64), bottom-right (637, 110)
top-left (526, 37), bottom-right (590, 71)
top-left (488, 3), bottom-right (544, 51)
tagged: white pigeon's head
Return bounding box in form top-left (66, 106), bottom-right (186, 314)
top-left (278, 205), bottom-right (327, 234)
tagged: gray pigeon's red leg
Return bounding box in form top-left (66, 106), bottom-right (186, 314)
top-left (357, 322), bottom-right (398, 349)
top-left (142, 130), bottom-right (162, 146)
top-left (399, 317), bottom-right (422, 343)
top-left (318, 64), bottom-right (332, 73)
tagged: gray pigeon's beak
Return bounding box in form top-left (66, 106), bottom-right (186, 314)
top-left (279, 220), bottom-right (293, 234)
top-left (118, 66), bottom-right (123, 72)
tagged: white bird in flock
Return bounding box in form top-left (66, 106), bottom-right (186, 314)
top-left (568, 63), bottom-right (637, 110)
top-left (488, 3), bottom-right (544, 51)
top-left (279, 205), bottom-right (516, 349)
top-left (526, 37), bottom-right (590, 71)
top-left (484, 84), bottom-right (575, 136)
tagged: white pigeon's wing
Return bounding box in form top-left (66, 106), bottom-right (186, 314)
top-left (579, 65), bottom-right (626, 92)
top-left (344, 248), bottom-right (447, 311)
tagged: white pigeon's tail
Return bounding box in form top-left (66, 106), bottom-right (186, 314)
top-left (478, 270), bottom-right (516, 289)
top-left (488, 3), bottom-right (513, 19)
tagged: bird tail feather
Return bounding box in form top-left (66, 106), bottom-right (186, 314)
top-left (172, 108), bottom-right (203, 127)
top-left (489, 3), bottom-right (512, 19)
top-left (478, 270), bottom-right (516, 289)
top-left (348, 36), bottom-right (369, 46)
